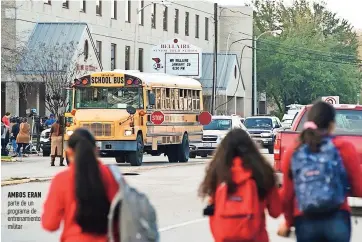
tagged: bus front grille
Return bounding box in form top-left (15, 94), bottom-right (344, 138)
top-left (80, 123), bottom-right (113, 137)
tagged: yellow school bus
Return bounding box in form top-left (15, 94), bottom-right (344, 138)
top-left (64, 70), bottom-right (205, 166)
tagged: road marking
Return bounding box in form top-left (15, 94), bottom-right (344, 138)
top-left (159, 218), bottom-right (208, 232)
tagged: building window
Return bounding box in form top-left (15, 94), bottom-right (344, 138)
top-left (185, 12), bottom-right (189, 36)
top-left (125, 0), bottom-right (131, 23)
top-left (174, 9), bottom-right (179, 34)
top-left (96, 0), bottom-right (102, 16)
top-left (111, 44), bottom-right (116, 71)
top-left (151, 3), bottom-right (156, 29)
top-left (80, 0), bottom-right (86, 12)
top-left (96, 41), bottom-right (102, 64)
top-left (125, 46), bottom-right (130, 70)
top-left (44, 0), bottom-right (51, 5)
top-left (205, 17), bottom-right (209, 40)
top-left (139, 0), bottom-right (144, 26)
top-left (195, 15), bottom-right (199, 38)
top-left (111, 0), bottom-right (117, 19)
top-left (163, 6), bottom-right (168, 31)
top-left (62, 0), bottom-right (69, 8)
top-left (138, 48), bottom-right (144, 72)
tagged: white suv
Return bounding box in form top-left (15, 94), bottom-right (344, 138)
top-left (190, 115), bottom-right (248, 158)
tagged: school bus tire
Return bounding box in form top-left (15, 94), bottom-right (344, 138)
top-left (178, 133), bottom-right (190, 163)
top-left (128, 133), bottom-right (144, 166)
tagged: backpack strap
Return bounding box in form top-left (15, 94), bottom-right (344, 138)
top-left (107, 164), bottom-right (126, 242)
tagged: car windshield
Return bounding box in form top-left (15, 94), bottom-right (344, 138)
top-left (296, 109), bottom-right (362, 135)
top-left (75, 87), bottom-right (143, 109)
top-left (244, 118), bottom-right (272, 129)
top-left (204, 119), bottom-right (232, 130)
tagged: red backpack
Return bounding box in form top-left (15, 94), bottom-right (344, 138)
top-left (209, 168), bottom-right (261, 242)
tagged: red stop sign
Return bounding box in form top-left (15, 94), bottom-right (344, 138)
top-left (198, 111), bottom-right (212, 125)
top-left (150, 111), bottom-right (165, 125)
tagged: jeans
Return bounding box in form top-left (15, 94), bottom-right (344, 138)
top-left (295, 210), bottom-right (351, 242)
top-left (17, 143), bottom-right (26, 156)
top-left (12, 139), bottom-right (17, 152)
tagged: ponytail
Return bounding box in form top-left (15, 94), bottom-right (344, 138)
top-left (69, 129), bottom-right (110, 235)
top-left (299, 128), bottom-right (323, 153)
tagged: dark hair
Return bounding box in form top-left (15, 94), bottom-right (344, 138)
top-left (198, 129), bottom-right (276, 200)
top-left (299, 101), bottom-right (335, 152)
top-left (22, 118), bottom-right (27, 123)
top-left (5, 112), bottom-right (10, 116)
top-left (68, 128), bottom-right (110, 235)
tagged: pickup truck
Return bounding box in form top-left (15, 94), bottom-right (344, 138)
top-left (273, 104), bottom-right (362, 207)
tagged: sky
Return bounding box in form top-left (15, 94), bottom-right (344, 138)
top-left (212, 0), bottom-right (362, 31)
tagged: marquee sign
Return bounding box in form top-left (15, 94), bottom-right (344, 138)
top-left (150, 38), bottom-right (202, 78)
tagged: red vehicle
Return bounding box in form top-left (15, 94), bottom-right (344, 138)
top-left (273, 104), bottom-right (362, 206)
top-left (274, 104), bottom-right (362, 179)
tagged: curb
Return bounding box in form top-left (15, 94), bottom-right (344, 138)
top-left (1, 160), bottom-right (207, 186)
top-left (1, 177), bottom-right (52, 187)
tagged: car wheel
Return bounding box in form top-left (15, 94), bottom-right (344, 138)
top-left (189, 152), bottom-right (196, 158)
top-left (43, 150), bottom-right (50, 157)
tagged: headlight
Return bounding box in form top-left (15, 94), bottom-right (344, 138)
top-left (260, 132), bottom-right (272, 137)
top-left (124, 130), bottom-right (132, 136)
top-left (66, 130), bottom-right (74, 136)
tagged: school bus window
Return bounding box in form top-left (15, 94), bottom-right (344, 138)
top-left (161, 88), bottom-right (166, 109)
top-left (196, 90), bottom-right (200, 110)
top-left (75, 87), bottom-right (143, 109)
top-left (155, 88), bottom-right (161, 109)
top-left (174, 89), bottom-right (180, 110)
top-left (187, 89), bottom-right (192, 110)
top-left (165, 88), bottom-right (170, 110)
top-left (179, 89), bottom-right (184, 110)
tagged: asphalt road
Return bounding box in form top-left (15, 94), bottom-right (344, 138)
top-left (2, 151), bottom-right (362, 242)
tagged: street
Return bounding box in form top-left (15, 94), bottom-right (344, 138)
top-left (1, 151), bottom-right (362, 242)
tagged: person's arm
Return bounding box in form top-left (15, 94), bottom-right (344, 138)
top-left (41, 174), bottom-right (65, 231)
top-left (266, 186), bottom-right (282, 218)
top-left (280, 145), bottom-right (296, 227)
top-left (338, 140), bottom-right (362, 197)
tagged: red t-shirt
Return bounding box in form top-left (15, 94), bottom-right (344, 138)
top-left (41, 162), bottom-right (119, 242)
top-left (280, 137), bottom-right (362, 227)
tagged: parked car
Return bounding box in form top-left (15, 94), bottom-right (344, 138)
top-left (189, 115), bottom-right (248, 158)
top-left (40, 128), bottom-right (51, 157)
top-left (244, 116), bottom-right (282, 154)
top-left (273, 104), bottom-right (362, 208)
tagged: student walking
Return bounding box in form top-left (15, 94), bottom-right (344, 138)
top-left (278, 101), bottom-right (362, 242)
top-left (42, 128), bottom-right (119, 242)
top-left (14, 118), bottom-right (30, 157)
top-left (50, 116), bottom-right (65, 166)
top-left (199, 128), bottom-right (281, 242)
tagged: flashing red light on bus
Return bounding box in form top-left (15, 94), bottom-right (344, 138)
top-left (126, 79), bottom-right (133, 85)
top-left (82, 79), bottom-right (88, 85)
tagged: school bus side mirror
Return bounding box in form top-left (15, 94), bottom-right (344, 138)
top-left (148, 92), bottom-right (156, 106)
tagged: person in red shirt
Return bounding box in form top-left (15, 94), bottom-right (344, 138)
top-left (2, 112), bottom-right (11, 128)
top-left (198, 129), bottom-right (281, 242)
top-left (41, 128), bottom-right (119, 242)
top-left (278, 101), bottom-right (362, 242)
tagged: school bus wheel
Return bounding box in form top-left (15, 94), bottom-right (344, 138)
top-left (128, 133), bottom-right (144, 166)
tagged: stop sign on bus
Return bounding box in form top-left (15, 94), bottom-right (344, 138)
top-left (150, 111), bottom-right (165, 125)
top-left (198, 111), bottom-right (212, 125)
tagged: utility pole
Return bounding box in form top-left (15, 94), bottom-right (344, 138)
top-left (211, 2), bottom-right (218, 115)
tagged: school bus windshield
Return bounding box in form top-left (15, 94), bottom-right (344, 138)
top-left (75, 87), bottom-right (144, 109)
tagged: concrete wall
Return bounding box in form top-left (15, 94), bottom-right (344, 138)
top-left (218, 6), bottom-right (253, 116)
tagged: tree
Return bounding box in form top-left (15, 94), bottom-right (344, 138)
top-left (251, 0), bottom-right (362, 114)
top-left (18, 42), bottom-right (89, 116)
